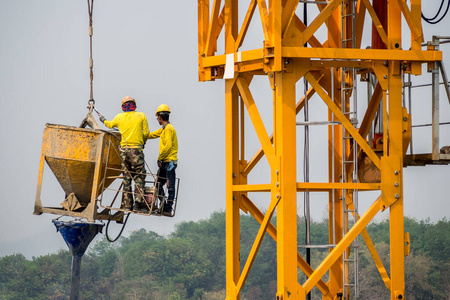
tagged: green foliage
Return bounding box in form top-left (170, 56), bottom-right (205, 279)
top-left (171, 211), bottom-right (226, 290)
top-left (0, 214), bottom-right (448, 299)
top-left (89, 237), bottom-right (119, 277)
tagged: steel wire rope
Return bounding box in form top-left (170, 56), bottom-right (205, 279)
top-left (302, 6), bottom-right (312, 300)
top-left (87, 0), bottom-right (95, 106)
top-left (87, 0), bottom-right (157, 235)
top-left (422, 0), bottom-right (450, 24)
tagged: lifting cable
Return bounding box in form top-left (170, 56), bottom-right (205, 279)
top-left (87, 0), bottom-right (95, 107)
top-left (86, 1), bottom-right (133, 242)
top-left (422, 0), bottom-right (450, 24)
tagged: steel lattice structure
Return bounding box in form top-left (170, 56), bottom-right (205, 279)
top-left (198, 0), bottom-right (443, 299)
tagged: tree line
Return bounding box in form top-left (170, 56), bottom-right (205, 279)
top-left (0, 212), bottom-right (448, 299)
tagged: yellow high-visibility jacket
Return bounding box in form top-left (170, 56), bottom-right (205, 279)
top-left (103, 111), bottom-right (150, 148)
top-left (147, 123), bottom-right (178, 161)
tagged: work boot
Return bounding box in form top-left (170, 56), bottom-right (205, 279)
top-left (133, 202), bottom-right (142, 213)
top-left (122, 199), bottom-right (133, 211)
top-left (140, 202), bottom-right (150, 212)
top-left (151, 202), bottom-right (159, 212)
top-left (162, 209), bottom-right (172, 217)
top-left (133, 202), bottom-right (148, 213)
top-left (162, 203), bottom-right (173, 216)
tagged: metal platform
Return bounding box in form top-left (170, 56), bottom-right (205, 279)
top-left (404, 153), bottom-right (450, 166)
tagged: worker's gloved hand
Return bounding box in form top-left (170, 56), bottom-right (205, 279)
top-left (99, 115), bottom-right (106, 123)
top-left (157, 160), bottom-right (162, 169)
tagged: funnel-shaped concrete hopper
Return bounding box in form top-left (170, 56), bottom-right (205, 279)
top-left (35, 124), bottom-right (122, 222)
top-left (54, 220), bottom-right (104, 300)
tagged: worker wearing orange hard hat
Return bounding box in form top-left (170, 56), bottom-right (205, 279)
top-left (147, 104), bottom-right (178, 216)
top-left (98, 96), bottom-right (150, 212)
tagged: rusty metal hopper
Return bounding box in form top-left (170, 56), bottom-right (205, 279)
top-left (34, 124), bottom-right (122, 222)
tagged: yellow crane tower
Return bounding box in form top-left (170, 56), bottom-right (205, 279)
top-left (198, 0), bottom-right (448, 299)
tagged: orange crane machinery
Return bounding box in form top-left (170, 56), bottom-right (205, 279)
top-left (198, 0), bottom-right (448, 299)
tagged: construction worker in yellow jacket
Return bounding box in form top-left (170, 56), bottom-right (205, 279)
top-left (147, 104), bottom-right (178, 215)
top-left (98, 96), bottom-right (150, 212)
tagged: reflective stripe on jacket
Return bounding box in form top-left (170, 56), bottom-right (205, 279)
top-left (147, 123), bottom-right (178, 161)
top-left (103, 111), bottom-right (150, 148)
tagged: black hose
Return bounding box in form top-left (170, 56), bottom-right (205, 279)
top-left (106, 212), bottom-right (131, 243)
top-left (422, 0), bottom-right (450, 24)
top-left (423, 0), bottom-right (445, 21)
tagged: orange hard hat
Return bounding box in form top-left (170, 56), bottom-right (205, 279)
top-left (122, 96), bottom-right (136, 105)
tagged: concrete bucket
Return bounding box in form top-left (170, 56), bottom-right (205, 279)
top-left (34, 124), bottom-right (122, 222)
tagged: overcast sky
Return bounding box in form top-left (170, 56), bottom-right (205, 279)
top-left (0, 0), bottom-right (449, 258)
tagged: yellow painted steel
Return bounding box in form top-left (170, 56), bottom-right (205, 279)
top-left (361, 226), bottom-right (391, 290)
top-left (197, 0), bottom-right (441, 299)
top-left (256, 0), bottom-right (269, 42)
top-left (205, 0), bottom-right (221, 56)
top-left (235, 0), bottom-right (256, 51)
top-left (303, 197), bottom-right (382, 294)
top-left (361, 0), bottom-right (388, 46)
top-left (236, 193), bottom-right (280, 292)
top-left (202, 48), bottom-right (441, 68)
top-left (274, 66), bottom-right (300, 299)
top-left (305, 72), bottom-right (382, 169)
top-left (236, 77), bottom-right (275, 166)
top-left (224, 1), bottom-right (240, 299)
top-left (242, 194), bottom-right (332, 297)
top-left (299, 0), bottom-right (342, 46)
top-left (297, 182), bottom-right (380, 191)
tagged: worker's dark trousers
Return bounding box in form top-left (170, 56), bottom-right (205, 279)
top-left (157, 161), bottom-right (177, 211)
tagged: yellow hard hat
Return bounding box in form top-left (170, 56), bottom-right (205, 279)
top-left (122, 96), bottom-right (136, 105)
top-left (155, 104), bottom-right (171, 116)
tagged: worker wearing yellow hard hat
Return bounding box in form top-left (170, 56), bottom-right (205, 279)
top-left (155, 104), bottom-right (171, 116)
top-left (147, 104), bottom-right (178, 216)
top-left (98, 96), bottom-right (150, 212)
